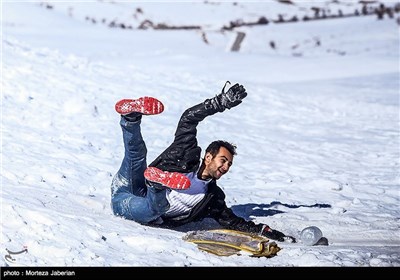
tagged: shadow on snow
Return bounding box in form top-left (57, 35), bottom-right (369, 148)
top-left (168, 201), bottom-right (331, 233)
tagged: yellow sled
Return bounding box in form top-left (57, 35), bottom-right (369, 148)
top-left (183, 229), bottom-right (281, 257)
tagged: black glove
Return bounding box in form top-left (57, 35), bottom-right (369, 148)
top-left (261, 226), bottom-right (296, 243)
top-left (211, 81), bottom-right (247, 111)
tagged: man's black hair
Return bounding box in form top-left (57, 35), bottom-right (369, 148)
top-left (205, 140), bottom-right (237, 157)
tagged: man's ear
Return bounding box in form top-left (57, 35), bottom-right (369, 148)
top-left (204, 152), bottom-right (213, 164)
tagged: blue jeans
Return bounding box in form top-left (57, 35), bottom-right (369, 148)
top-left (110, 117), bottom-right (169, 224)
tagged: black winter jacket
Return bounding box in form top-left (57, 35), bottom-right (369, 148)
top-left (149, 97), bottom-right (264, 234)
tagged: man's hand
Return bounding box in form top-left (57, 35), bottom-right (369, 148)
top-left (212, 81), bottom-right (247, 111)
top-left (261, 226), bottom-right (296, 243)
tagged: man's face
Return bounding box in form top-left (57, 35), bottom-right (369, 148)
top-left (203, 146), bottom-right (234, 180)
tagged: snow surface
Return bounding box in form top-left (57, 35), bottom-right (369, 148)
top-left (1, 0), bottom-right (399, 268)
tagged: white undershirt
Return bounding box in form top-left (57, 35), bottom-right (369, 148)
top-left (164, 171), bottom-right (211, 219)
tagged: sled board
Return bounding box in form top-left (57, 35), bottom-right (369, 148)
top-left (182, 229), bottom-right (281, 257)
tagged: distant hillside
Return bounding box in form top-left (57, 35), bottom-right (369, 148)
top-left (38, 1), bottom-right (400, 31)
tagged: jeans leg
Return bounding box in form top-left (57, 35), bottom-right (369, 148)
top-left (117, 117), bottom-right (147, 197)
top-left (111, 117), bottom-right (170, 224)
top-left (111, 179), bottom-right (170, 224)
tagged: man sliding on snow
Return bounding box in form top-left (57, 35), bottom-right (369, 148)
top-left (110, 82), bottom-right (295, 243)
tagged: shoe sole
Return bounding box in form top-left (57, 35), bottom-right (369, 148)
top-left (144, 167), bottom-right (191, 190)
top-left (115, 97), bottom-right (164, 115)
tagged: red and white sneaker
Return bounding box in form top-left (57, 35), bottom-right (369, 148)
top-left (144, 167), bottom-right (191, 190)
top-left (115, 97), bottom-right (164, 116)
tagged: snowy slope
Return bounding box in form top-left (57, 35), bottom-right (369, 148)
top-left (2, 1), bottom-right (399, 267)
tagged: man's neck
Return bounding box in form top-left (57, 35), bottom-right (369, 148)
top-left (197, 163), bottom-right (210, 180)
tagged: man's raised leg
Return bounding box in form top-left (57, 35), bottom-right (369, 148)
top-left (111, 96), bottom-right (170, 223)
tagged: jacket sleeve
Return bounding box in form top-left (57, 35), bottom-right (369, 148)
top-left (208, 184), bottom-right (265, 234)
top-left (173, 100), bottom-right (219, 145)
top-left (149, 98), bottom-right (222, 172)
